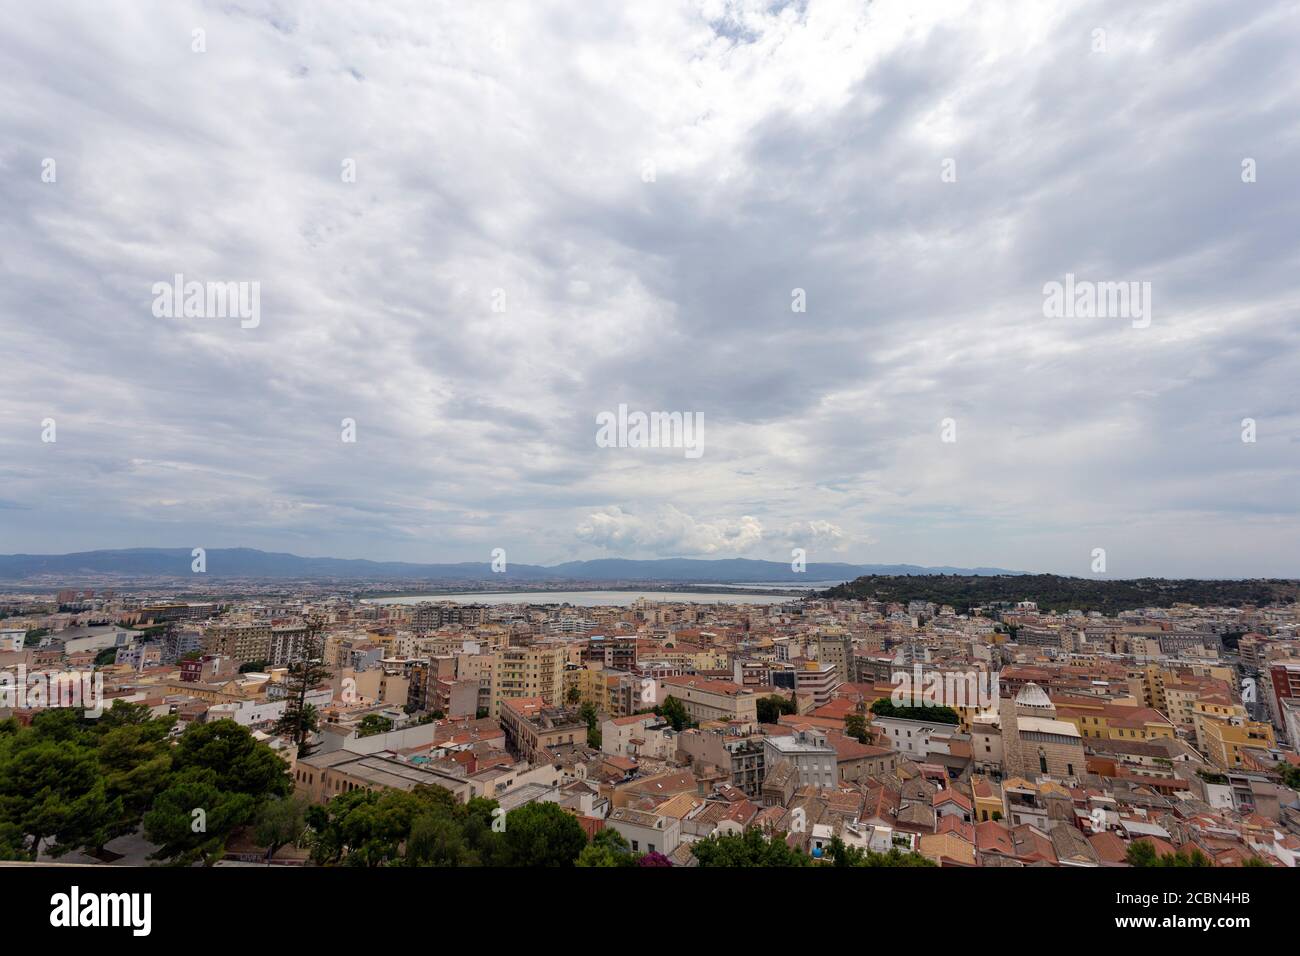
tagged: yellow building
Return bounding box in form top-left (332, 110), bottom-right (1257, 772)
top-left (1053, 695), bottom-right (1175, 742)
top-left (651, 647), bottom-right (731, 671)
top-left (971, 775), bottom-right (1004, 823)
top-left (659, 675), bottom-right (758, 725)
top-left (489, 644), bottom-right (568, 716)
top-left (1126, 664), bottom-right (1165, 710)
top-left (1161, 683), bottom-right (1205, 731)
top-left (1193, 700), bottom-right (1276, 768)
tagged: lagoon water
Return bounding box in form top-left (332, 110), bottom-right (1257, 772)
top-left (365, 589), bottom-right (801, 607)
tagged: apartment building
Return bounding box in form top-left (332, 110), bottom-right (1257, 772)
top-left (762, 727), bottom-right (838, 789)
top-left (676, 727), bottom-right (766, 797)
top-left (1267, 660), bottom-right (1300, 735)
top-left (490, 644), bottom-right (568, 717)
top-left (409, 603), bottom-right (486, 631)
top-left (602, 713), bottom-right (675, 760)
top-left (1194, 699), bottom-right (1277, 768)
top-left (1051, 694), bottom-right (1176, 743)
top-left (794, 661), bottom-right (839, 709)
top-left (658, 675), bottom-right (758, 725)
top-left (499, 697), bottom-right (586, 763)
top-left (269, 623), bottom-right (313, 667)
top-left (815, 632), bottom-right (855, 684)
top-left (203, 621), bottom-right (271, 663)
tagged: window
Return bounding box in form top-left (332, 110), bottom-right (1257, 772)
top-left (631, 841), bottom-right (639, 852)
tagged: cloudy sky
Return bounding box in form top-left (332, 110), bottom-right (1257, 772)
top-left (1, 0), bottom-right (1298, 577)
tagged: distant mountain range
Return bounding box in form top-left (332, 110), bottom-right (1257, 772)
top-left (0, 548), bottom-right (1022, 584)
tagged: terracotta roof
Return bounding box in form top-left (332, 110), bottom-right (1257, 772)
top-left (976, 821), bottom-right (1015, 855)
top-left (1009, 824), bottom-right (1058, 864)
top-left (610, 714), bottom-right (657, 726)
top-left (1087, 830), bottom-right (1128, 863)
top-left (934, 789), bottom-right (973, 812)
top-left (936, 815), bottom-right (975, 842)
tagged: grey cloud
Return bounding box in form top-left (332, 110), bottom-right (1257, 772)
top-left (0, 0), bottom-right (1296, 576)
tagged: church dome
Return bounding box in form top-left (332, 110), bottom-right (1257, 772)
top-left (1014, 682), bottom-right (1052, 709)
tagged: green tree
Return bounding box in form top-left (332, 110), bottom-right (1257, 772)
top-left (459, 797), bottom-right (503, 865)
top-left (0, 710), bottom-right (118, 858)
top-left (307, 785), bottom-right (487, 868)
top-left (142, 720), bottom-right (290, 866)
top-left (143, 771), bottom-right (256, 866)
top-left (756, 694), bottom-right (796, 724)
top-left (497, 801), bottom-right (587, 867)
top-left (844, 713), bottom-right (870, 744)
top-left (308, 789), bottom-right (419, 867)
top-left (253, 794), bottom-right (309, 859)
top-left (576, 826), bottom-right (634, 867)
top-left (579, 701), bottom-right (601, 748)
top-left (93, 701), bottom-right (177, 845)
top-left (658, 695), bottom-right (690, 732)
top-left (405, 786), bottom-right (495, 866)
top-left (1125, 840), bottom-right (1211, 867)
top-left (0, 703), bottom-right (297, 864)
top-left (824, 836), bottom-right (935, 867)
top-left (273, 619), bottom-right (330, 757)
top-left (869, 698), bottom-right (959, 725)
top-left (691, 828), bottom-right (810, 867)
top-left (357, 714), bottom-right (394, 737)
top-left (406, 813), bottom-right (472, 866)
top-left (1126, 840), bottom-right (1158, 866)
top-left (171, 720), bottom-right (291, 799)
top-left (1159, 848), bottom-right (1212, 867)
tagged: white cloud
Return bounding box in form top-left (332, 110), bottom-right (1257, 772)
top-left (0, 0), bottom-right (1297, 575)
top-left (577, 505), bottom-right (763, 556)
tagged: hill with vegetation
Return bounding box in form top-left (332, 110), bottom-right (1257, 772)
top-left (821, 574), bottom-right (1299, 614)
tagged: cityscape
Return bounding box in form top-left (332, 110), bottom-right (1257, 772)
top-left (1, 569), bottom-right (1297, 876)
top-left (3, 0), bottom-right (1296, 935)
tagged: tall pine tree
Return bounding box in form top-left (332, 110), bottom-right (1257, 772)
top-left (274, 618), bottom-right (330, 757)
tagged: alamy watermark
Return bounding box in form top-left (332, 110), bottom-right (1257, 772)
top-left (1043, 273), bottom-right (1151, 328)
top-left (50, 886), bottom-right (150, 936)
top-left (891, 666), bottom-right (998, 710)
top-left (152, 274), bottom-right (260, 328)
top-left (595, 403), bottom-right (704, 459)
top-left (1, 666), bottom-right (104, 718)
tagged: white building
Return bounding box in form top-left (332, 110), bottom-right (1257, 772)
top-left (606, 807), bottom-right (681, 857)
top-left (601, 713), bottom-right (675, 760)
top-left (762, 728), bottom-right (837, 789)
top-left (871, 714), bottom-right (958, 760)
top-left (794, 661), bottom-right (839, 708)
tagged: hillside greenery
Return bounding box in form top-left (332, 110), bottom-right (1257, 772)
top-left (822, 574), bottom-right (1298, 614)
